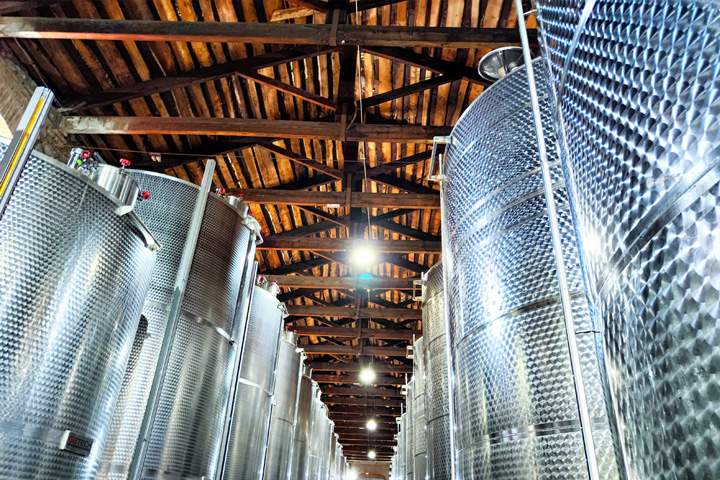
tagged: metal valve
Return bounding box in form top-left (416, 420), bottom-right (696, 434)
top-left (119, 158), bottom-right (131, 168)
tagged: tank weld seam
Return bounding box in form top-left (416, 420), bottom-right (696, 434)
top-left (598, 161), bottom-right (720, 298)
top-left (0, 419), bottom-right (72, 447)
top-left (236, 377), bottom-right (274, 397)
top-left (453, 291), bottom-right (585, 345)
top-left (448, 161), bottom-right (561, 238)
top-left (451, 197), bottom-right (570, 257)
top-left (178, 309), bottom-right (232, 342)
top-left (471, 416), bottom-right (608, 445)
top-left (141, 467), bottom-right (206, 479)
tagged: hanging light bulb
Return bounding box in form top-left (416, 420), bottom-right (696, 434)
top-left (366, 418), bottom-right (377, 431)
top-left (359, 366), bottom-right (376, 385)
top-left (367, 450), bottom-right (376, 460)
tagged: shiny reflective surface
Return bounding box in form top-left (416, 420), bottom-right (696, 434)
top-left (413, 338), bottom-right (427, 480)
top-left (442, 61), bottom-right (618, 479)
top-left (289, 375), bottom-right (314, 480)
top-left (422, 263), bottom-right (452, 480)
top-left (0, 143), bottom-right (156, 479)
top-left (98, 172), bottom-right (198, 480)
top-left (536, 1), bottom-right (720, 477)
top-left (128, 175), bottom-right (258, 480)
top-left (83, 164), bottom-right (141, 214)
top-left (222, 286), bottom-right (284, 480)
top-left (264, 331), bottom-right (303, 480)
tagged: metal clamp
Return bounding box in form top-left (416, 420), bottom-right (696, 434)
top-left (428, 135), bottom-right (452, 182)
top-left (412, 279), bottom-right (425, 302)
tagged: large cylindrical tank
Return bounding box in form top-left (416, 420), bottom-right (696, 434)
top-left (441, 60), bottom-right (619, 479)
top-left (290, 374), bottom-right (315, 480)
top-left (264, 331), bottom-right (304, 480)
top-left (0, 141), bottom-right (157, 479)
top-left (412, 338), bottom-right (427, 480)
top-left (421, 263), bottom-right (451, 480)
top-left (222, 284), bottom-right (285, 480)
top-left (100, 171), bottom-right (259, 480)
top-left (535, 1), bottom-right (720, 477)
top-left (404, 381), bottom-right (414, 480)
top-left (307, 396), bottom-right (329, 480)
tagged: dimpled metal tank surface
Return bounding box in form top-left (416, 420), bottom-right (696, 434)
top-left (412, 337), bottom-right (427, 480)
top-left (421, 263), bottom-right (451, 480)
top-left (289, 374), bottom-right (314, 479)
top-left (442, 60), bottom-right (619, 479)
top-left (535, 1), bottom-right (720, 478)
top-left (264, 331), bottom-right (304, 480)
top-left (221, 285), bottom-right (284, 480)
top-left (0, 141), bottom-right (156, 479)
top-left (126, 175), bottom-right (259, 480)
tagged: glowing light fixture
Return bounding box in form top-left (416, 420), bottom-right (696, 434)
top-left (346, 470), bottom-right (358, 480)
top-left (350, 241), bottom-right (375, 266)
top-left (359, 366), bottom-right (376, 385)
top-left (367, 450), bottom-right (376, 460)
top-left (366, 418), bottom-right (377, 431)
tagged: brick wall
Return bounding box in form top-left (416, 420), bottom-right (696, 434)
top-left (0, 44), bottom-right (69, 160)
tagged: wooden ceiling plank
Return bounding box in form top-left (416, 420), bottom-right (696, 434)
top-left (0, 17), bottom-right (533, 49)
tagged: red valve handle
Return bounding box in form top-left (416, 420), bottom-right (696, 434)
top-left (141, 191), bottom-right (150, 200)
top-left (80, 150), bottom-right (92, 160)
top-left (219, 188), bottom-right (226, 195)
top-left (119, 158), bottom-right (131, 167)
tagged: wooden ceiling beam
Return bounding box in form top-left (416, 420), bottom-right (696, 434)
top-left (363, 46), bottom-right (490, 84)
top-left (59, 45), bottom-right (337, 112)
top-left (365, 150), bottom-right (434, 177)
top-left (313, 374), bottom-right (404, 385)
top-left (295, 326), bottom-right (420, 339)
top-left (347, 0), bottom-right (407, 13)
top-left (264, 275), bottom-right (415, 290)
top-left (372, 219), bottom-right (440, 242)
top-left (370, 173), bottom-right (437, 195)
top-left (287, 305), bottom-right (422, 319)
top-left (303, 344), bottom-right (408, 356)
top-left (237, 190), bottom-right (438, 209)
top-left (309, 362), bottom-right (412, 373)
top-left (237, 69), bottom-right (338, 110)
top-left (0, 17), bottom-right (530, 49)
top-left (0, 1), bottom-right (68, 15)
top-left (331, 418), bottom-right (399, 425)
top-left (259, 237), bottom-right (440, 254)
top-left (322, 395), bottom-right (403, 407)
top-left (328, 404), bottom-right (400, 414)
top-left (262, 144), bottom-right (343, 179)
top-left (261, 256), bottom-right (334, 275)
top-left (61, 116), bottom-right (451, 143)
top-left (284, 0), bottom-right (330, 13)
top-left (273, 174), bottom-right (338, 191)
top-left (320, 386), bottom-right (403, 397)
top-left (362, 73), bottom-right (462, 108)
top-left (131, 139), bottom-right (265, 169)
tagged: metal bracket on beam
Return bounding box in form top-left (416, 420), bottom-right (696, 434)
top-left (428, 135), bottom-right (453, 182)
